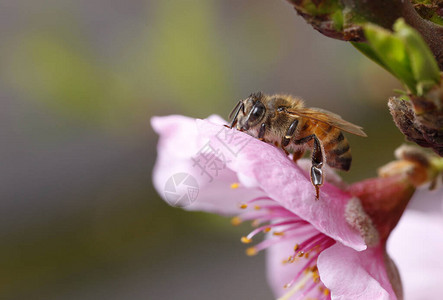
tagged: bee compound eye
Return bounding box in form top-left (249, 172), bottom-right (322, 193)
top-left (248, 102), bottom-right (265, 122)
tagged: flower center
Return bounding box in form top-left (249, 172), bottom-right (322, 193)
top-left (231, 195), bottom-right (334, 299)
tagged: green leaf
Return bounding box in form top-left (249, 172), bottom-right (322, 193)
top-left (364, 23), bottom-right (417, 93)
top-left (352, 18), bottom-right (441, 96)
top-left (352, 42), bottom-right (391, 74)
top-left (393, 19), bottom-right (441, 95)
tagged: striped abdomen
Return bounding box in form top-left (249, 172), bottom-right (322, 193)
top-left (314, 122), bottom-right (352, 171)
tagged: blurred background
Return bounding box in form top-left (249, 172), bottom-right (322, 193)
top-left (0, 0), bottom-right (405, 299)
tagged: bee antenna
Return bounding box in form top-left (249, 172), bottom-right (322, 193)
top-left (228, 101), bottom-right (244, 128)
top-left (229, 100), bottom-right (242, 120)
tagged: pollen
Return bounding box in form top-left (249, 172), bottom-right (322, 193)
top-left (231, 216), bottom-right (242, 226)
top-left (313, 274), bottom-right (320, 283)
top-left (251, 219), bottom-right (260, 227)
top-left (246, 247), bottom-right (257, 256)
top-left (231, 195), bottom-right (335, 299)
top-left (230, 182), bottom-right (240, 189)
top-left (241, 236), bottom-right (252, 244)
top-left (282, 256), bottom-right (293, 264)
top-left (345, 197), bottom-right (379, 246)
top-left (312, 267), bottom-right (320, 283)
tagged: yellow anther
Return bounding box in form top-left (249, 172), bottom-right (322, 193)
top-left (246, 247), bottom-right (257, 256)
top-left (239, 204), bottom-right (248, 209)
top-left (273, 231), bottom-right (285, 236)
top-left (230, 182), bottom-right (240, 189)
top-left (323, 288), bottom-right (330, 296)
top-left (298, 251), bottom-right (305, 257)
top-left (283, 256), bottom-right (295, 264)
top-left (283, 283), bottom-right (291, 289)
top-left (231, 217), bottom-right (242, 226)
top-left (241, 236), bottom-right (252, 244)
top-left (304, 252), bottom-right (310, 259)
top-left (312, 268), bottom-right (320, 283)
top-left (254, 205), bottom-right (261, 210)
top-left (263, 227), bottom-right (271, 233)
top-left (293, 244), bottom-right (299, 251)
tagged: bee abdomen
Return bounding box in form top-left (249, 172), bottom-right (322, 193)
top-left (323, 131), bottom-right (352, 171)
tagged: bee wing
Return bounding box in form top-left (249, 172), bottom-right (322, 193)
top-left (286, 107), bottom-right (367, 137)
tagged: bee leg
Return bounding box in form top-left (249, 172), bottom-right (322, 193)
top-left (292, 149), bottom-right (305, 162)
top-left (281, 120), bottom-right (299, 156)
top-left (311, 136), bottom-right (324, 200)
top-left (294, 134), bottom-right (324, 199)
top-left (281, 120), bottom-right (299, 147)
top-left (293, 134), bottom-right (315, 145)
top-left (258, 123), bottom-right (266, 141)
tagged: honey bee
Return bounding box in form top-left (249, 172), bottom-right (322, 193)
top-left (228, 92), bottom-right (367, 199)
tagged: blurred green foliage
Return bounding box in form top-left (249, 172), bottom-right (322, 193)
top-left (144, 1), bottom-right (231, 113)
top-left (4, 30), bottom-right (137, 129)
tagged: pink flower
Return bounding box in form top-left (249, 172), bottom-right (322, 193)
top-left (152, 115), bottom-right (407, 299)
top-left (387, 188), bottom-right (443, 300)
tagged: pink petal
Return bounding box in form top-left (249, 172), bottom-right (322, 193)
top-left (196, 119), bottom-right (366, 251)
top-left (406, 187), bottom-right (443, 215)
top-left (388, 209), bottom-right (443, 300)
top-left (317, 243), bottom-right (396, 300)
top-left (151, 115), bottom-right (264, 215)
top-left (266, 232), bottom-right (327, 299)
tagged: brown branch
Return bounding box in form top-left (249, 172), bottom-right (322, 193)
top-left (286, 0), bottom-right (443, 70)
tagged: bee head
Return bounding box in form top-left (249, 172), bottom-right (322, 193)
top-left (235, 92), bottom-right (266, 131)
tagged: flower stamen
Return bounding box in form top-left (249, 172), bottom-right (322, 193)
top-left (241, 236), bottom-right (252, 244)
top-left (230, 216), bottom-right (242, 226)
top-left (278, 273), bottom-right (310, 300)
top-left (231, 194), bottom-right (335, 299)
top-left (246, 247), bottom-right (257, 256)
